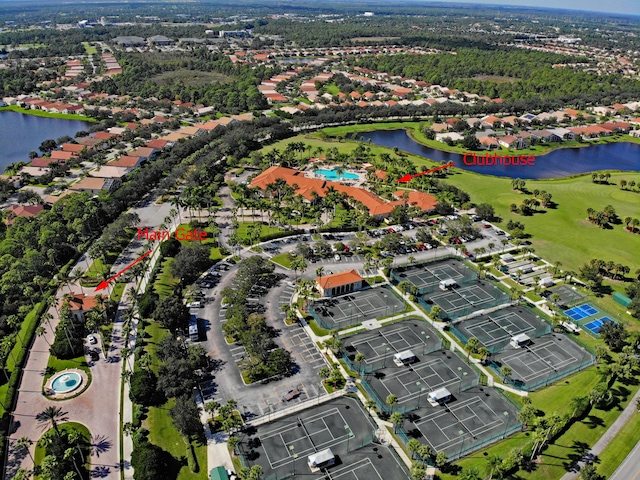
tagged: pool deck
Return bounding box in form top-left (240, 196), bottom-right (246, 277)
top-left (43, 368), bottom-right (90, 400)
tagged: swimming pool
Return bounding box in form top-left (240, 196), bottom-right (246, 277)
top-left (315, 169), bottom-right (360, 181)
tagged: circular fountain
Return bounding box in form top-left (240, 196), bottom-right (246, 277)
top-left (50, 371), bottom-right (82, 394)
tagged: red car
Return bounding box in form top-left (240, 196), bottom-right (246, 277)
top-left (483, 224), bottom-right (491, 229)
top-left (388, 228), bottom-right (395, 233)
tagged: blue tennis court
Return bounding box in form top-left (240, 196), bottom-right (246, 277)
top-left (565, 303), bottom-right (598, 321)
top-left (584, 317), bottom-right (612, 334)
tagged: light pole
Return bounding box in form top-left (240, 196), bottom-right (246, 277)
top-left (421, 331), bottom-right (431, 355)
top-left (416, 382), bottom-right (426, 409)
top-left (344, 424), bottom-right (353, 453)
top-left (502, 411), bottom-right (510, 438)
top-left (348, 302), bottom-right (354, 325)
top-left (289, 445), bottom-right (297, 477)
top-left (381, 343), bottom-right (387, 367)
top-left (384, 347), bottom-right (391, 368)
top-left (384, 294), bottom-right (389, 318)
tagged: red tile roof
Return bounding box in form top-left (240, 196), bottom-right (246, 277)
top-left (316, 270), bottom-right (363, 289)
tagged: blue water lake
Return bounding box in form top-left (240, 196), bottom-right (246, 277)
top-left (357, 129), bottom-right (640, 179)
top-left (0, 111), bottom-right (92, 172)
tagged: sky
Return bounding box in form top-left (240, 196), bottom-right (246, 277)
top-left (436, 0), bottom-right (639, 16)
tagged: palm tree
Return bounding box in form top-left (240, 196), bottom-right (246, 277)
top-left (386, 393), bottom-right (398, 413)
top-left (36, 326), bottom-right (50, 346)
top-left (500, 366), bottom-right (512, 384)
top-left (36, 406), bottom-right (68, 437)
top-left (354, 353), bottom-right (365, 376)
top-left (15, 437), bottom-right (34, 463)
top-left (485, 454), bottom-right (503, 480)
top-left (390, 412), bottom-right (404, 433)
top-left (465, 337), bottom-right (479, 362)
top-left (228, 435), bottom-right (241, 456)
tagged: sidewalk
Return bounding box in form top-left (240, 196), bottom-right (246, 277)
top-left (560, 387), bottom-right (640, 480)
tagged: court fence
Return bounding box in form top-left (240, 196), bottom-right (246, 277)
top-left (563, 313), bottom-right (601, 338)
top-left (307, 284), bottom-right (402, 331)
top-left (425, 287), bottom-right (511, 321)
top-left (396, 420), bottom-right (522, 462)
top-left (239, 428), bottom-right (378, 480)
top-left (449, 305), bottom-right (552, 354)
top-left (360, 369), bottom-right (480, 415)
top-left (488, 349), bottom-right (595, 392)
top-left (390, 255), bottom-right (478, 296)
top-left (340, 336), bottom-right (444, 374)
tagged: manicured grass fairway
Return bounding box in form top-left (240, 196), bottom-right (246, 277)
top-left (444, 170), bottom-right (640, 272)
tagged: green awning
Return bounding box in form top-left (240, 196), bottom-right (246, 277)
top-left (209, 466), bottom-right (230, 480)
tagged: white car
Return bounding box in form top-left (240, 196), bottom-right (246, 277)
top-left (334, 254), bottom-right (341, 261)
top-left (187, 301), bottom-right (202, 309)
top-left (87, 335), bottom-right (97, 345)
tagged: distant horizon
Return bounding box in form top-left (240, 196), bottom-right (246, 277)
top-left (427, 0), bottom-right (639, 16)
top-left (2, 0), bottom-right (639, 16)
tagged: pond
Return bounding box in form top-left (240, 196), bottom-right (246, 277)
top-left (357, 129), bottom-right (640, 179)
top-left (0, 111), bottom-right (92, 173)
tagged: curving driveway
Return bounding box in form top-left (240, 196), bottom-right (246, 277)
top-left (4, 197), bottom-right (173, 480)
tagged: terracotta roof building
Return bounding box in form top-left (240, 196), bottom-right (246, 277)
top-left (4, 204), bottom-right (44, 225)
top-left (316, 270), bottom-right (363, 298)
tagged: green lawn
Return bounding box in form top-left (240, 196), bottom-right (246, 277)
top-left (154, 258), bottom-right (180, 299)
top-left (0, 301), bottom-right (43, 417)
top-left (84, 257), bottom-right (109, 280)
top-left (440, 365), bottom-right (638, 479)
top-left (45, 351), bottom-right (91, 385)
top-left (81, 41), bottom-right (97, 54)
top-left (271, 252), bottom-right (293, 269)
top-left (236, 221), bottom-right (286, 243)
top-left (110, 282), bottom-right (126, 304)
top-left (443, 170), bottom-right (640, 273)
top-left (34, 422), bottom-right (91, 479)
top-left (146, 397), bottom-right (207, 479)
top-left (596, 409), bottom-right (640, 477)
top-left (174, 223), bottom-right (226, 260)
top-left (0, 105), bottom-right (95, 122)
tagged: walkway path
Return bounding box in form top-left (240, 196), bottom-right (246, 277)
top-left (4, 198), bottom-right (172, 480)
top-left (560, 387), bottom-right (640, 480)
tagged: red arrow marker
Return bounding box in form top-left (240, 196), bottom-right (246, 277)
top-left (94, 249), bottom-right (153, 292)
top-left (397, 162), bottom-right (455, 183)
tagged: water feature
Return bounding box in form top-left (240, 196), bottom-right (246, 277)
top-left (50, 371), bottom-right (82, 394)
top-left (357, 129), bottom-right (640, 179)
top-left (315, 168), bottom-right (360, 180)
top-left (0, 111), bottom-right (91, 173)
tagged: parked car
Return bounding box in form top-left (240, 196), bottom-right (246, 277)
top-left (334, 254), bottom-right (341, 261)
top-left (87, 334), bottom-right (97, 345)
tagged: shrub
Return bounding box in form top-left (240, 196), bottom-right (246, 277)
top-left (130, 369), bottom-right (163, 406)
top-left (131, 439), bottom-right (169, 480)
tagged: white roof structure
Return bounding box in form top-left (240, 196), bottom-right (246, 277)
top-left (500, 253), bottom-right (515, 262)
top-left (308, 448), bottom-right (334, 467)
top-left (439, 278), bottom-right (457, 289)
top-left (511, 333), bottom-right (530, 346)
top-left (394, 350), bottom-right (416, 362)
top-left (428, 387), bottom-right (451, 401)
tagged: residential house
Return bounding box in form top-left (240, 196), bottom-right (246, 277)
top-left (128, 147), bottom-right (156, 162)
top-left (548, 127), bottom-right (575, 141)
top-left (479, 136), bottom-right (500, 150)
top-left (531, 130), bottom-right (561, 142)
top-left (4, 204), bottom-right (44, 225)
top-left (60, 143), bottom-right (86, 155)
top-left (69, 177), bottom-right (118, 194)
top-left (498, 135), bottom-right (528, 149)
top-left (601, 122), bottom-right (632, 133)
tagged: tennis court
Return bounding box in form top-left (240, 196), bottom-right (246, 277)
top-left (407, 387), bottom-right (519, 459)
top-left (550, 285), bottom-right (586, 308)
top-left (310, 286), bottom-right (406, 330)
top-left (343, 320), bottom-right (442, 373)
top-left (392, 258), bottom-right (477, 294)
top-left (492, 334), bottom-right (594, 390)
top-left (452, 307), bottom-right (551, 353)
top-left (584, 317), bottom-right (613, 335)
top-left (363, 349), bottom-right (478, 412)
top-left (565, 303), bottom-right (599, 321)
top-left (374, 357), bottom-right (477, 406)
top-left (240, 397), bottom-right (411, 480)
top-left (424, 281), bottom-right (509, 320)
